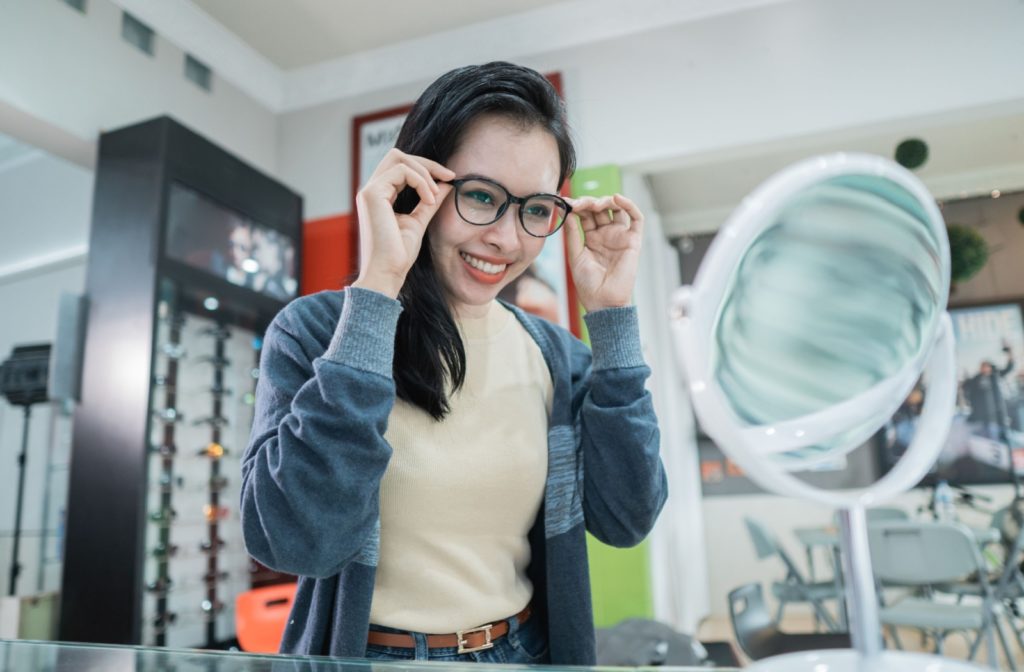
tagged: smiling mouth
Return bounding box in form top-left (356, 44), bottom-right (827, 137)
top-left (460, 252), bottom-right (508, 275)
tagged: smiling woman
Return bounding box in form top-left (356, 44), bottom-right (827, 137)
top-left (239, 61), bottom-right (668, 666)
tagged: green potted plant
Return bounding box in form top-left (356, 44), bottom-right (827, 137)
top-left (946, 223), bottom-right (988, 289)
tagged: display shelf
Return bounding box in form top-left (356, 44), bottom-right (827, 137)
top-left (60, 116), bottom-right (302, 646)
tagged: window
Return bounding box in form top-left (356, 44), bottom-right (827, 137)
top-left (121, 12), bottom-right (154, 56)
top-left (184, 54), bottom-right (212, 92)
top-left (61, 0), bottom-right (87, 13)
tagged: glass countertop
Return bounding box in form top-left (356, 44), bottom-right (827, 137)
top-left (0, 639), bottom-right (739, 671)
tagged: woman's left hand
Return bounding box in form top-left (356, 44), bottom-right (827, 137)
top-left (566, 194), bottom-right (645, 312)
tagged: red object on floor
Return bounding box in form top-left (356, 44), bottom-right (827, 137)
top-left (303, 213), bottom-right (354, 295)
top-left (235, 582), bottom-right (297, 653)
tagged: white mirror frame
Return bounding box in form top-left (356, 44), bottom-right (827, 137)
top-left (670, 152), bottom-right (955, 510)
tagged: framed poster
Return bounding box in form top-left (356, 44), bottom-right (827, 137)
top-left (349, 73), bottom-right (581, 336)
top-left (878, 299), bottom-right (1024, 485)
top-left (350, 103), bottom-right (413, 272)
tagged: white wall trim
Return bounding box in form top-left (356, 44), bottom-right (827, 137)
top-left (0, 100), bottom-right (96, 170)
top-left (0, 148), bottom-right (44, 176)
top-left (281, 0), bottom-right (798, 112)
top-left (106, 0), bottom-right (285, 112)
top-left (0, 246), bottom-right (89, 287)
top-left (925, 164), bottom-right (1024, 202)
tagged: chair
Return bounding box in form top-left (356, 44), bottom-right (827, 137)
top-left (595, 618), bottom-right (707, 666)
top-left (727, 583), bottom-right (851, 661)
top-left (937, 505), bottom-right (1024, 659)
top-left (868, 520), bottom-right (1016, 669)
top-left (866, 506), bottom-right (910, 523)
top-left (235, 582), bottom-right (297, 653)
top-left (744, 517), bottom-right (841, 631)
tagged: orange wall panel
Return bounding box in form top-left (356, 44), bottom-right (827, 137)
top-left (302, 213), bottom-right (353, 295)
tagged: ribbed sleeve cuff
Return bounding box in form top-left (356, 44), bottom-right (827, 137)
top-left (584, 306), bottom-right (645, 371)
top-left (324, 287), bottom-right (403, 377)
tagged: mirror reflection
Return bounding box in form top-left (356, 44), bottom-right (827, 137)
top-left (714, 174), bottom-right (946, 466)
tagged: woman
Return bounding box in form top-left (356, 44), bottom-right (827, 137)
top-left (241, 62), bottom-right (667, 665)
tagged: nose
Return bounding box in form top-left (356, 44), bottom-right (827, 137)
top-left (480, 204), bottom-right (521, 252)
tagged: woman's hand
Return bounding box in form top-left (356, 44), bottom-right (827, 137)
top-left (353, 148), bottom-right (455, 298)
top-left (565, 194), bottom-right (645, 312)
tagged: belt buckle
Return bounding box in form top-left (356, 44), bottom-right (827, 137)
top-left (456, 623), bottom-right (494, 654)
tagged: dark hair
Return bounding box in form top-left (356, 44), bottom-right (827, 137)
top-left (390, 61), bottom-right (575, 420)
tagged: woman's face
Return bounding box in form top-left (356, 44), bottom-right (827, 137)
top-left (428, 115), bottom-right (561, 319)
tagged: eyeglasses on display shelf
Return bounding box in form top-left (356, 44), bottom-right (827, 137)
top-left (203, 504), bottom-right (231, 523)
top-left (196, 320), bottom-right (231, 648)
top-left (192, 415), bottom-right (230, 428)
top-left (150, 443), bottom-right (177, 457)
top-left (200, 538), bottom-right (226, 554)
top-left (152, 407), bottom-right (184, 424)
top-left (146, 577), bottom-right (174, 596)
top-left (206, 384), bottom-right (234, 399)
top-left (150, 543), bottom-right (179, 560)
top-left (197, 442), bottom-right (229, 460)
top-left (194, 355), bottom-right (232, 369)
top-left (160, 343), bottom-right (188, 361)
top-left (148, 299), bottom-right (184, 646)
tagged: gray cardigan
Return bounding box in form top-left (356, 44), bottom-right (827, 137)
top-left (240, 287), bottom-right (668, 665)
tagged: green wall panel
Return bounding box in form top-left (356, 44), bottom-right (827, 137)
top-left (570, 164), bottom-right (655, 627)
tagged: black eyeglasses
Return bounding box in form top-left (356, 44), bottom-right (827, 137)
top-left (442, 177), bottom-right (572, 238)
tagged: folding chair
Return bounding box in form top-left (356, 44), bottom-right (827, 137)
top-left (868, 520), bottom-right (1016, 670)
top-left (744, 517), bottom-right (841, 631)
top-left (727, 582), bottom-right (851, 661)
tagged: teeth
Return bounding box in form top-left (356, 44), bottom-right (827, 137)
top-left (460, 252), bottom-right (506, 275)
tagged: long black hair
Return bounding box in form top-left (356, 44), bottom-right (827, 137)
top-left (390, 61), bottom-right (576, 420)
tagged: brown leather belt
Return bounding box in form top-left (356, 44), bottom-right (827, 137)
top-left (367, 605), bottom-right (532, 654)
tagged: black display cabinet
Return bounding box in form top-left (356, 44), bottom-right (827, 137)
top-left (59, 117), bottom-right (302, 646)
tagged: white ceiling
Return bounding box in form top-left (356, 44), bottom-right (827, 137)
top-left (188, 0), bottom-right (575, 69)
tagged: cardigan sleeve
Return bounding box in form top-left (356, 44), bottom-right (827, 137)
top-left (572, 306), bottom-right (668, 547)
top-left (240, 287), bottom-right (401, 578)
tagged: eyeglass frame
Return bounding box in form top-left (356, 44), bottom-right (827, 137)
top-left (440, 176), bottom-right (573, 238)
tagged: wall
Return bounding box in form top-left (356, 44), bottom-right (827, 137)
top-left (0, 262), bottom-right (87, 596)
top-left (0, 0), bottom-right (278, 175)
top-left (946, 190), bottom-right (1024, 305)
top-left (0, 140), bottom-right (93, 598)
top-left (0, 148), bottom-right (93, 272)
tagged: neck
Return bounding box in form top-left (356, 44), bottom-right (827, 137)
top-left (452, 300), bottom-right (493, 320)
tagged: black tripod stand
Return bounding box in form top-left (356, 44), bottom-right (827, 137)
top-left (0, 344), bottom-right (51, 597)
top-left (8, 405), bottom-right (33, 596)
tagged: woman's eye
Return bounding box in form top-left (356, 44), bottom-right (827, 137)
top-left (465, 190), bottom-right (495, 206)
top-left (525, 204), bottom-right (552, 218)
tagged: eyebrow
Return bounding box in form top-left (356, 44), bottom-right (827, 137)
top-left (458, 173), bottom-right (560, 197)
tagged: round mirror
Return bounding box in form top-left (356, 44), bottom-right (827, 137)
top-left (672, 153), bottom-right (955, 509)
top-left (671, 153), bottom-right (976, 671)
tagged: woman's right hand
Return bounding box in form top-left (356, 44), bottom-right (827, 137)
top-left (353, 148), bottom-right (455, 298)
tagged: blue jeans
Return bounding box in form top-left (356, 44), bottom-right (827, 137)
top-left (365, 613), bottom-right (549, 664)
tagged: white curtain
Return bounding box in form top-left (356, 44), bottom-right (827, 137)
top-left (622, 170), bottom-right (710, 633)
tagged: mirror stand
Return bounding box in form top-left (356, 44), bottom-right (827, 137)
top-left (836, 505), bottom-right (882, 659)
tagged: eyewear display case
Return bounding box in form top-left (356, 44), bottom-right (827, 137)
top-left (59, 117), bottom-right (302, 648)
